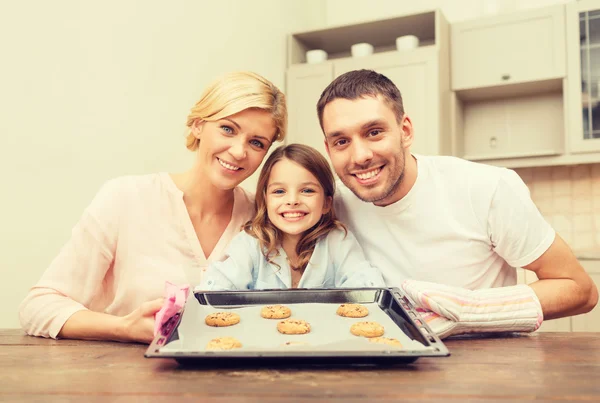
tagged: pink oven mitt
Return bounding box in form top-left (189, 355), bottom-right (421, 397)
top-left (154, 281), bottom-right (190, 336)
top-left (401, 279), bottom-right (544, 339)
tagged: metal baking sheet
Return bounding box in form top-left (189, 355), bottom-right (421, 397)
top-left (145, 288), bottom-right (450, 365)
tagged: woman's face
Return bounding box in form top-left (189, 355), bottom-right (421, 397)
top-left (192, 108), bottom-right (277, 190)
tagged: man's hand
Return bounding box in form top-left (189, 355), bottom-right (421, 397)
top-left (401, 280), bottom-right (543, 339)
top-left (414, 308), bottom-right (458, 339)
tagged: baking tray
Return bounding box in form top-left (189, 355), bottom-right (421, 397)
top-left (145, 287), bottom-right (450, 366)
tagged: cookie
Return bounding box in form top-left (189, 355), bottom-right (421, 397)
top-left (336, 303), bottom-right (369, 318)
top-left (204, 312), bottom-right (240, 327)
top-left (260, 305), bottom-right (292, 319)
top-left (350, 321), bottom-right (384, 338)
top-left (368, 337), bottom-right (402, 347)
top-left (277, 319), bottom-right (311, 335)
top-left (206, 337), bottom-right (242, 350)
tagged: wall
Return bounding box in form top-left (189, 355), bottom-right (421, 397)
top-left (515, 164), bottom-right (600, 254)
top-left (324, 0), bottom-right (569, 25)
top-left (0, 0), bottom-right (324, 328)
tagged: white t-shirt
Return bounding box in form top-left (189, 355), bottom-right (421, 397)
top-left (334, 155), bottom-right (555, 290)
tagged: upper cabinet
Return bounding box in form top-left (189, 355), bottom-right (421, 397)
top-left (566, 0), bottom-right (600, 154)
top-left (450, 4), bottom-right (568, 163)
top-left (287, 63), bottom-right (334, 157)
top-left (285, 10), bottom-right (452, 158)
top-left (285, 3), bottom-right (600, 169)
top-left (451, 5), bottom-right (566, 92)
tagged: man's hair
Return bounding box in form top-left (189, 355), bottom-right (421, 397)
top-left (316, 69), bottom-right (404, 130)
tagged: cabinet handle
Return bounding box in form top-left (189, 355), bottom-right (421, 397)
top-left (501, 74), bottom-right (511, 81)
top-left (490, 136), bottom-right (498, 148)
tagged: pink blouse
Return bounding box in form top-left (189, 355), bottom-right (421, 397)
top-left (19, 173), bottom-right (254, 338)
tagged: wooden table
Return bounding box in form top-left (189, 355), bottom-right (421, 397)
top-left (1, 330), bottom-right (599, 402)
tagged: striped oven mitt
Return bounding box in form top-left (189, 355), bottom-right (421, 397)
top-left (401, 280), bottom-right (544, 339)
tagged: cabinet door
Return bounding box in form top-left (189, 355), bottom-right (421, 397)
top-left (463, 93), bottom-right (564, 160)
top-left (452, 5), bottom-right (566, 90)
top-left (286, 63), bottom-right (334, 157)
top-left (333, 49), bottom-right (439, 155)
top-left (566, 0), bottom-right (600, 153)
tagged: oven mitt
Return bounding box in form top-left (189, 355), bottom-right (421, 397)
top-left (154, 282), bottom-right (190, 336)
top-left (401, 280), bottom-right (544, 339)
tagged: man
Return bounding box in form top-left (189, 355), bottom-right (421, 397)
top-left (317, 69), bottom-right (598, 338)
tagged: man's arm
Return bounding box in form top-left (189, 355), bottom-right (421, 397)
top-left (524, 233), bottom-right (598, 320)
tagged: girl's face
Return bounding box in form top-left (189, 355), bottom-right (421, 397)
top-left (265, 158), bottom-right (331, 241)
top-left (192, 108), bottom-right (277, 190)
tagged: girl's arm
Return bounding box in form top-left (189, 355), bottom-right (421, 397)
top-left (330, 229), bottom-right (386, 288)
top-left (18, 179), bottom-right (155, 342)
top-left (197, 232), bottom-right (258, 291)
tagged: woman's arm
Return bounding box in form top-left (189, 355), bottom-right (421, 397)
top-left (18, 179), bottom-right (145, 341)
top-left (58, 298), bottom-right (163, 343)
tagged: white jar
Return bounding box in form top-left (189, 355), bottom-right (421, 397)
top-left (395, 35), bottom-right (419, 51)
top-left (351, 43), bottom-right (374, 58)
top-left (306, 49), bottom-right (328, 64)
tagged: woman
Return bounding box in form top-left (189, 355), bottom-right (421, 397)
top-left (19, 71), bottom-right (287, 344)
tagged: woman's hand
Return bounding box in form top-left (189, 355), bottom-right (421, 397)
top-left (120, 298), bottom-right (164, 344)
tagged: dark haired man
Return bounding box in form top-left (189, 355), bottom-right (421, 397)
top-left (318, 69), bottom-right (597, 338)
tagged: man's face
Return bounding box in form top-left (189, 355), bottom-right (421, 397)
top-left (323, 96), bottom-right (411, 206)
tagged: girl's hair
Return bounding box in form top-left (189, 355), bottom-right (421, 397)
top-left (244, 144), bottom-right (346, 271)
top-left (185, 71), bottom-right (287, 151)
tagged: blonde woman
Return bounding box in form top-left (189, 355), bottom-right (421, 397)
top-left (19, 72), bottom-right (287, 344)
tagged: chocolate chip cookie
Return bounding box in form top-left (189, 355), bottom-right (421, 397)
top-left (260, 305), bottom-right (292, 319)
top-left (277, 319), bottom-right (311, 335)
top-left (368, 337), bottom-right (402, 346)
top-left (336, 303), bottom-right (369, 318)
top-left (206, 337), bottom-right (242, 350)
top-left (350, 321), bottom-right (384, 338)
top-left (204, 312), bottom-right (241, 327)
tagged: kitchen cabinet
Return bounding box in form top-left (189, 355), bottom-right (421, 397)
top-left (460, 1), bottom-right (600, 168)
top-left (566, 0), bottom-right (600, 154)
top-left (451, 4), bottom-right (568, 163)
top-left (286, 63), bottom-right (334, 156)
top-left (286, 10), bottom-right (452, 157)
top-left (460, 92), bottom-right (564, 161)
top-left (451, 4), bottom-right (565, 92)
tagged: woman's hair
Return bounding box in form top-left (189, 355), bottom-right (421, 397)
top-left (244, 144), bottom-right (346, 271)
top-left (185, 71), bottom-right (287, 151)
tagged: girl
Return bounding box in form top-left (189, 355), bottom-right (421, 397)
top-left (198, 144), bottom-right (384, 290)
top-left (19, 71), bottom-right (287, 343)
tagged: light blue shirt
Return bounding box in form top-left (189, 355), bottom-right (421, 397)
top-left (197, 228), bottom-right (385, 290)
